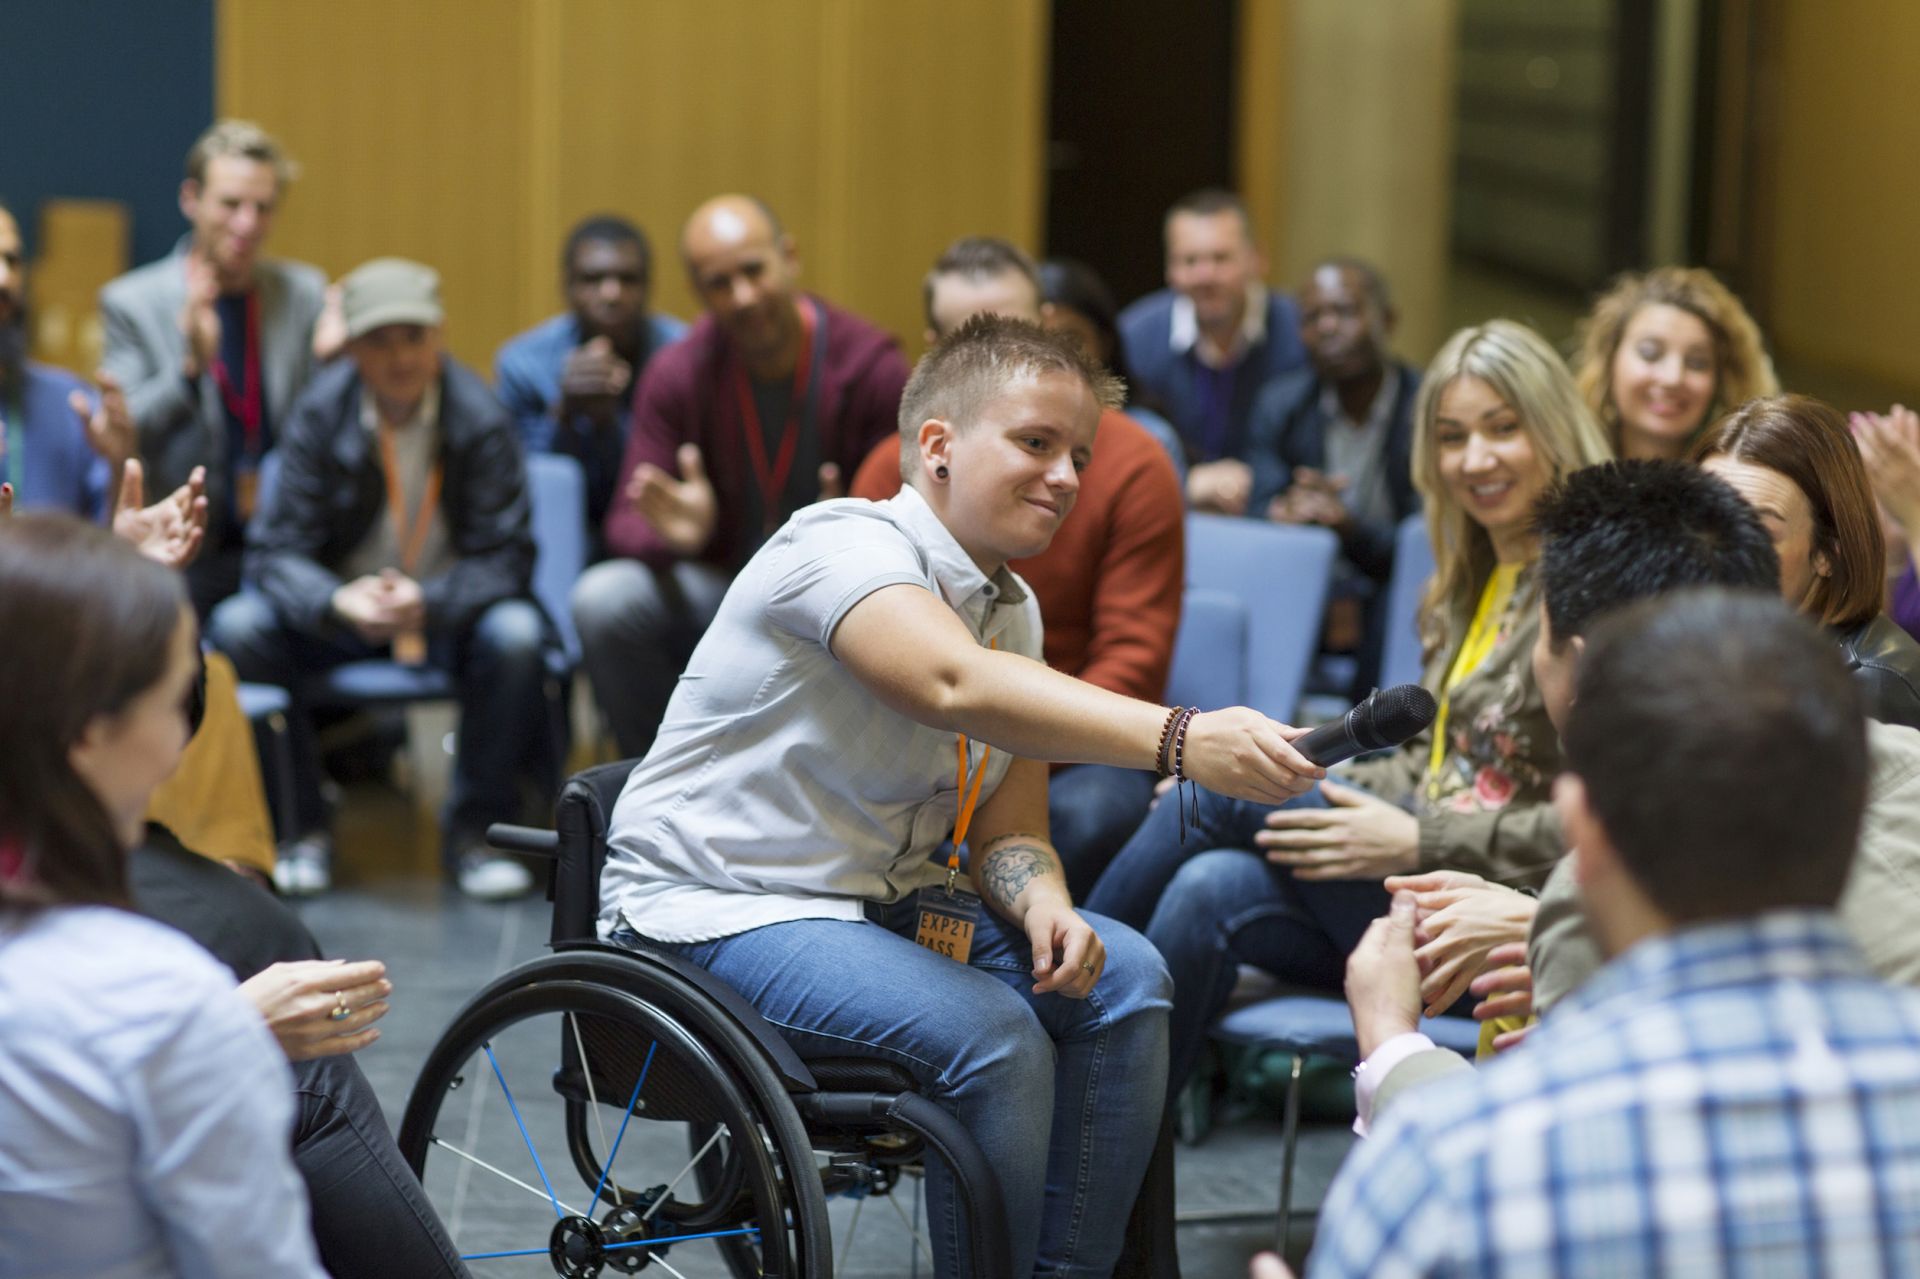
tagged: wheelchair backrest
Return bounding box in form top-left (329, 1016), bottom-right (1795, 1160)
top-left (549, 758), bottom-right (643, 946)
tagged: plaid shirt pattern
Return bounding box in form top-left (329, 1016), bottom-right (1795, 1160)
top-left (1312, 911), bottom-right (1920, 1278)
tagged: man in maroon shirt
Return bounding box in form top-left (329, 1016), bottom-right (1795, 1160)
top-left (573, 195), bottom-right (908, 757)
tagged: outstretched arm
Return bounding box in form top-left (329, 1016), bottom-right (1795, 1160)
top-left (829, 582), bottom-right (1323, 805)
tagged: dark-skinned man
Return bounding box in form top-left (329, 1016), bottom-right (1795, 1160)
top-left (494, 215), bottom-right (687, 548)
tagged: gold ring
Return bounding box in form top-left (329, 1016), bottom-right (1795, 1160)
top-left (329, 993), bottom-right (351, 1022)
top-left (1080, 961), bottom-right (1096, 974)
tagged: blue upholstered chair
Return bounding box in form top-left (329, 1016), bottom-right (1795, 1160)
top-left (1183, 515), bottom-right (1340, 723)
top-left (1167, 588), bottom-right (1250, 711)
top-left (1377, 512), bottom-right (1436, 690)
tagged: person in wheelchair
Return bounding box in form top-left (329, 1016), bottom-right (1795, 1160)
top-left (596, 314), bottom-right (1325, 1277)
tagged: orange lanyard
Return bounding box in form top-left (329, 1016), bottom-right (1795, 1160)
top-left (948, 638), bottom-right (998, 884)
top-left (375, 425), bottom-right (443, 575)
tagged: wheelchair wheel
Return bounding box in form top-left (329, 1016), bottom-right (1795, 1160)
top-left (399, 955), bottom-right (832, 1277)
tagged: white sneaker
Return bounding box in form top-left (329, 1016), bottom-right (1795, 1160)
top-left (456, 851), bottom-right (534, 901)
top-left (274, 834), bottom-right (333, 897)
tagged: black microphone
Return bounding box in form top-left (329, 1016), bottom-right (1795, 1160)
top-left (1293, 684), bottom-right (1438, 767)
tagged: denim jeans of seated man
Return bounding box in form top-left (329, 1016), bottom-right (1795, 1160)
top-left (207, 590), bottom-right (559, 865)
top-left (1050, 762), bottom-right (1161, 901)
top-left (1084, 783), bottom-right (1400, 1103)
top-left (611, 896), bottom-right (1171, 1279)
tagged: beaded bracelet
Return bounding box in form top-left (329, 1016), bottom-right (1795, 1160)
top-left (1169, 707), bottom-right (1198, 781)
top-left (1154, 705), bottom-right (1187, 777)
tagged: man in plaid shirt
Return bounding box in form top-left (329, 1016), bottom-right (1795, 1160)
top-left (1299, 590), bottom-right (1920, 1278)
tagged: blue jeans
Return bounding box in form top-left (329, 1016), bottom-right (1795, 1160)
top-left (623, 898), bottom-right (1171, 1278)
top-left (207, 590), bottom-right (559, 865)
top-left (1048, 763), bottom-right (1160, 901)
top-left (1084, 784), bottom-right (1390, 1101)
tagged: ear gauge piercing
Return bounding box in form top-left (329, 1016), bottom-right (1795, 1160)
top-left (935, 465), bottom-right (950, 480)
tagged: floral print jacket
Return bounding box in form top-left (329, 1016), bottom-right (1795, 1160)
top-left (1341, 563), bottom-right (1564, 888)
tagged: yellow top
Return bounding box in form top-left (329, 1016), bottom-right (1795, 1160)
top-left (146, 652), bottom-right (277, 875)
top-left (1426, 563), bottom-right (1521, 797)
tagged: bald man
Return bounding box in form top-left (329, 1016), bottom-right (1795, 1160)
top-left (573, 195), bottom-right (909, 757)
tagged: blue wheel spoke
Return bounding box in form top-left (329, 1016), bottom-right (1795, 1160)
top-left (483, 1040), bottom-right (566, 1220)
top-left (588, 1038), bottom-right (658, 1209)
top-left (460, 1246), bottom-right (552, 1260)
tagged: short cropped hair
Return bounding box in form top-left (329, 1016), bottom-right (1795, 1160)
top-left (1690, 394), bottom-right (1887, 629)
top-left (1163, 188), bottom-right (1254, 244)
top-left (1308, 256), bottom-right (1393, 313)
top-left (896, 314), bottom-right (1123, 482)
top-left (184, 119), bottom-right (296, 188)
top-left (1534, 460), bottom-right (1780, 642)
top-left (562, 214), bottom-right (651, 286)
top-left (1565, 590), bottom-right (1866, 921)
top-left (922, 237), bottom-right (1039, 334)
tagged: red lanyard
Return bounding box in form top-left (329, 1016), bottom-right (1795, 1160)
top-left (211, 291), bottom-right (263, 453)
top-left (731, 298), bottom-right (817, 532)
top-left (376, 426), bottom-right (444, 575)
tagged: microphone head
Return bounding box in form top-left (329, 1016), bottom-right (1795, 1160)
top-left (1353, 684), bottom-right (1438, 751)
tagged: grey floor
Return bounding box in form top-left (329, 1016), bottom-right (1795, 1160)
top-left (291, 704), bottom-right (1357, 1277)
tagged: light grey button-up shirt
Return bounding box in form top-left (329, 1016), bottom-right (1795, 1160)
top-left (600, 486), bottom-right (1043, 944)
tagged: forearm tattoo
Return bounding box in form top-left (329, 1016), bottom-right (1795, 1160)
top-left (979, 841), bottom-right (1058, 909)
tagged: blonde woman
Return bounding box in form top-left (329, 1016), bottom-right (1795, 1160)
top-left (1088, 319), bottom-right (1613, 1097)
top-left (1572, 266), bottom-right (1777, 460)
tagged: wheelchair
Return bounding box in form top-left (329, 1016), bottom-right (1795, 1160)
top-left (398, 761), bottom-right (1012, 1278)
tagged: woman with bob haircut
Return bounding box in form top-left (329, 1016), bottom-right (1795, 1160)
top-left (1692, 393), bottom-right (1920, 728)
top-left (0, 514), bottom-right (328, 1278)
top-left (1573, 266), bottom-right (1777, 461)
top-left (1087, 318), bottom-right (1614, 1100)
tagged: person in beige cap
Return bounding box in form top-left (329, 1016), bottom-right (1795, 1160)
top-left (206, 257), bottom-right (558, 900)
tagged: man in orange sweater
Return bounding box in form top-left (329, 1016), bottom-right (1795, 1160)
top-left (851, 238), bottom-right (1185, 896)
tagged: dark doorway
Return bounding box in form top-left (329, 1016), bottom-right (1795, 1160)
top-left (1044, 0), bottom-right (1239, 310)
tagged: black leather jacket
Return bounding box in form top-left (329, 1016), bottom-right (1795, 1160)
top-left (245, 357), bottom-right (534, 639)
top-left (1837, 612), bottom-right (1920, 731)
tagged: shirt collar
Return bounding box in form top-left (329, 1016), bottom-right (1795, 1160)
top-left (1169, 281), bottom-right (1269, 369)
top-left (359, 380), bottom-right (441, 436)
top-left (882, 485), bottom-right (1029, 626)
top-left (1559, 910), bottom-right (1867, 1023)
top-left (1317, 364), bottom-right (1401, 434)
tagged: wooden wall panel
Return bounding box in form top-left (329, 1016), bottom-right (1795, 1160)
top-left (1764, 0), bottom-right (1920, 392)
top-left (218, 0), bottom-right (1046, 371)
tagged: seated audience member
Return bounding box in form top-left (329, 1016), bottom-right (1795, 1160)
top-left (600, 315), bottom-right (1324, 1279)
top-left (99, 120), bottom-right (336, 617)
top-left (0, 514), bottom-right (467, 1278)
top-left (1850, 403), bottom-right (1920, 643)
top-left (208, 258), bottom-right (552, 899)
top-left (1302, 591), bottom-right (1920, 1278)
top-left (1036, 255), bottom-right (1185, 477)
top-left (1246, 257), bottom-right (1421, 695)
top-left (1118, 188), bottom-right (1308, 514)
top-left (1363, 460), bottom-right (1920, 1128)
top-left (0, 515), bottom-right (328, 1278)
top-left (0, 201), bottom-right (138, 517)
top-left (850, 237), bottom-right (1185, 895)
top-left (1693, 394), bottom-right (1920, 728)
top-left (1572, 264), bottom-right (1776, 461)
top-left (1084, 320), bottom-right (1611, 1101)
top-left (573, 195), bottom-right (907, 758)
top-left (494, 214), bottom-right (687, 542)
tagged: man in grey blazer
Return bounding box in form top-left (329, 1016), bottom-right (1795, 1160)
top-left (101, 119), bottom-right (337, 616)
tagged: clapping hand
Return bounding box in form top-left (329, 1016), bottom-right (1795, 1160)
top-left (628, 442), bottom-right (719, 556)
top-left (1853, 406), bottom-right (1920, 537)
top-left (179, 251), bottom-right (222, 378)
top-left (559, 336), bottom-right (633, 425)
top-left (68, 372), bottom-right (136, 468)
top-left (112, 461), bottom-right (208, 570)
